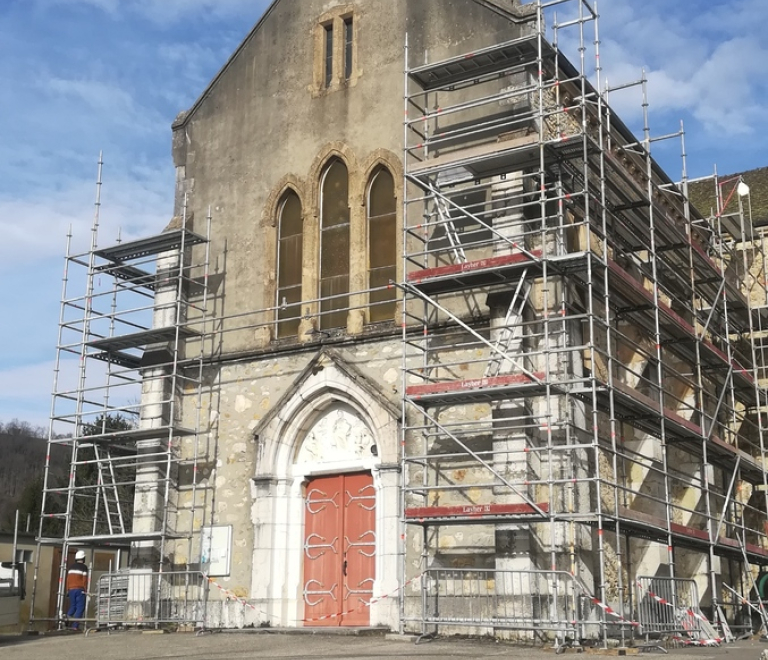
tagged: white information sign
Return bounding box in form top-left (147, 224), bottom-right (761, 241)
top-left (201, 525), bottom-right (232, 577)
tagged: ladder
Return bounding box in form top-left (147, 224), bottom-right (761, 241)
top-left (434, 193), bottom-right (466, 263)
top-left (715, 603), bottom-right (735, 643)
top-left (93, 445), bottom-right (126, 536)
top-left (686, 607), bottom-right (723, 644)
top-left (433, 186), bottom-right (486, 318)
top-left (485, 270), bottom-right (531, 378)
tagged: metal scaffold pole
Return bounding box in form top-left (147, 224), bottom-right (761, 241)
top-left (30, 153), bottom-right (213, 633)
top-left (398, 0), bottom-right (765, 646)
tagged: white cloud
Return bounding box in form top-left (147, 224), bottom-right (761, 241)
top-left (0, 164), bottom-right (172, 271)
top-left (0, 361), bottom-right (66, 429)
top-left (133, 0), bottom-right (261, 22)
top-left (37, 0), bottom-right (265, 22)
top-left (692, 0), bottom-right (768, 35)
top-left (45, 77), bottom-right (162, 135)
top-left (155, 41), bottom-right (239, 107)
top-left (42, 0), bottom-right (119, 10)
top-left (547, 0), bottom-right (768, 144)
top-left (0, 362), bottom-right (59, 403)
top-left (686, 37), bottom-right (768, 134)
top-left (3, 0), bottom-right (766, 429)
top-left (0, 358), bottom-right (141, 431)
top-left (0, 0), bottom-right (260, 426)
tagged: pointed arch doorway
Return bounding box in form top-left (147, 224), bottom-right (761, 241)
top-left (251, 354), bottom-right (401, 630)
top-left (303, 472), bottom-right (375, 626)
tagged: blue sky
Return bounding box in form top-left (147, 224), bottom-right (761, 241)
top-left (1, 0), bottom-right (767, 427)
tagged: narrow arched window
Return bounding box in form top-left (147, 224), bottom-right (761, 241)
top-left (276, 191), bottom-right (303, 338)
top-left (320, 159), bottom-right (350, 330)
top-left (367, 168), bottom-right (397, 322)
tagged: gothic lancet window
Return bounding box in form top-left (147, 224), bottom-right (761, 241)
top-left (324, 23), bottom-right (334, 88)
top-left (276, 191), bottom-right (303, 338)
top-left (320, 159), bottom-right (350, 329)
top-left (367, 167), bottom-right (397, 322)
top-left (344, 17), bottom-right (354, 80)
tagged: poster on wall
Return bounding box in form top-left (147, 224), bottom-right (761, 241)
top-left (201, 525), bottom-right (232, 577)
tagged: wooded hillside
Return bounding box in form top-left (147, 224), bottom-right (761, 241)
top-left (0, 420), bottom-right (68, 532)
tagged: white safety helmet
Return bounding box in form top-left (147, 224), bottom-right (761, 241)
top-left (75, 550), bottom-right (86, 561)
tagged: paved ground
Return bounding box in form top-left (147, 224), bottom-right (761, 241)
top-left (1, 631), bottom-right (767, 660)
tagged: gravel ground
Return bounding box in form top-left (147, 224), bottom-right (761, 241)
top-left (1, 631), bottom-right (767, 660)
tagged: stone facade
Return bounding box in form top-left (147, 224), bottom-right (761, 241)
top-left (143, 0), bottom-right (541, 630)
top-left (129, 0), bottom-right (768, 637)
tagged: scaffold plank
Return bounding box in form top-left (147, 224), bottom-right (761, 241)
top-left (408, 34), bottom-right (542, 91)
top-left (87, 326), bottom-right (200, 352)
top-left (94, 228), bottom-right (206, 263)
top-left (66, 425), bottom-right (196, 444)
top-left (594, 379), bottom-right (765, 482)
top-left (598, 259), bottom-right (756, 396)
top-left (406, 372), bottom-right (546, 405)
top-left (61, 530), bottom-right (188, 545)
top-left (93, 262), bottom-right (156, 290)
top-left (408, 133), bottom-right (540, 178)
top-left (617, 507), bottom-right (768, 563)
top-left (406, 250), bottom-right (542, 294)
top-left (405, 502), bottom-right (549, 523)
top-left (90, 349), bottom-right (143, 370)
top-left (599, 145), bottom-right (758, 332)
top-left (609, 379), bottom-right (702, 440)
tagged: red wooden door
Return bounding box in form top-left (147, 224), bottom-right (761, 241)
top-left (303, 473), bottom-right (375, 626)
top-left (340, 473), bottom-right (376, 626)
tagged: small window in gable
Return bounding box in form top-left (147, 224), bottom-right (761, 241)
top-left (324, 23), bottom-right (334, 88)
top-left (344, 17), bottom-right (354, 80)
top-left (276, 191), bottom-right (303, 339)
top-left (320, 159), bottom-right (350, 330)
top-left (367, 167), bottom-right (397, 323)
top-left (314, 10), bottom-right (358, 95)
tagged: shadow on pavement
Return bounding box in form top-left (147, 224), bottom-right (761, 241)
top-left (0, 631), bottom-right (82, 648)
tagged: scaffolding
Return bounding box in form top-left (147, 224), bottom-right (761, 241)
top-left (22, 0), bottom-right (768, 642)
top-left (30, 157), bottom-right (213, 630)
top-left (401, 0), bottom-right (768, 645)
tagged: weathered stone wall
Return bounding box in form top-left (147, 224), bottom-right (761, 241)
top-left (171, 336), bottom-right (401, 603)
top-left (135, 0), bottom-right (768, 634)
top-left (174, 0), bottom-right (535, 352)
top-left (161, 2), bottom-right (543, 628)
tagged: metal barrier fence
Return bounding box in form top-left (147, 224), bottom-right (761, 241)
top-left (415, 569), bottom-right (615, 645)
top-left (636, 576), bottom-right (720, 644)
top-left (97, 570), bottom-right (208, 629)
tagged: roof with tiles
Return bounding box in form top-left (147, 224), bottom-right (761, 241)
top-left (688, 165), bottom-right (768, 227)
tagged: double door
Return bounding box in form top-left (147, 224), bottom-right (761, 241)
top-left (303, 473), bottom-right (375, 626)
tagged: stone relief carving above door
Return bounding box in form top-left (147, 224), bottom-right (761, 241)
top-left (296, 405), bottom-right (375, 466)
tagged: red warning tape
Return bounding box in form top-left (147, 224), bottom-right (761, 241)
top-left (670, 636), bottom-right (721, 647)
top-left (204, 572), bottom-right (423, 624)
top-left (205, 576), bottom-right (261, 614)
top-left (635, 581), bottom-right (724, 645)
top-left (588, 595), bottom-right (639, 628)
top-left (302, 573), bottom-right (423, 623)
top-left (206, 572), bottom-right (643, 630)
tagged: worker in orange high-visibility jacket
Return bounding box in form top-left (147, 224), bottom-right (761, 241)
top-left (66, 550), bottom-right (88, 630)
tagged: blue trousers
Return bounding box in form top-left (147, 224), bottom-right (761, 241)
top-left (67, 589), bottom-right (86, 628)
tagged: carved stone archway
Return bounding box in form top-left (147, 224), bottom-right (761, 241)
top-left (250, 350), bottom-right (400, 628)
